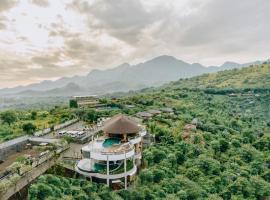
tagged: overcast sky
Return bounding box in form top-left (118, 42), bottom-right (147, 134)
top-left (0, 0), bottom-right (269, 88)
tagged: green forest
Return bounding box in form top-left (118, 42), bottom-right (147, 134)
top-left (2, 64), bottom-right (270, 199)
top-left (0, 107), bottom-right (75, 142)
top-left (170, 63), bottom-right (270, 89)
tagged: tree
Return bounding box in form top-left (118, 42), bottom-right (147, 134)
top-left (139, 169), bottom-right (153, 184)
top-left (167, 153), bottom-right (177, 168)
top-left (177, 190), bottom-right (188, 200)
top-left (31, 111), bottom-right (37, 120)
top-left (69, 100), bottom-right (78, 108)
top-left (219, 138), bottom-right (230, 152)
top-left (0, 110), bottom-right (17, 125)
top-left (85, 110), bottom-right (98, 122)
top-left (22, 122), bottom-right (37, 135)
top-left (144, 151), bottom-right (153, 166)
top-left (185, 167), bottom-right (202, 181)
top-left (36, 183), bottom-right (54, 200)
top-left (211, 140), bottom-right (220, 154)
top-left (175, 150), bottom-right (186, 164)
top-left (152, 168), bottom-right (165, 183)
top-left (152, 149), bottom-right (166, 163)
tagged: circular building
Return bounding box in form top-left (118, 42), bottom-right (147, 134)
top-left (76, 114), bottom-right (146, 189)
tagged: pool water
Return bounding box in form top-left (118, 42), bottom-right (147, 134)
top-left (102, 138), bottom-right (121, 148)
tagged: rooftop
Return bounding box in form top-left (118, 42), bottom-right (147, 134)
top-left (103, 114), bottom-right (141, 134)
top-left (136, 111), bottom-right (153, 118)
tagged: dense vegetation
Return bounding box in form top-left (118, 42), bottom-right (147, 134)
top-left (26, 64), bottom-right (270, 199)
top-left (0, 106), bottom-right (75, 142)
top-left (171, 63), bottom-right (270, 89)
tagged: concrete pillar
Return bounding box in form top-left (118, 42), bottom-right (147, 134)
top-left (107, 155), bottom-right (109, 186)
top-left (124, 151), bottom-right (127, 190)
top-left (124, 133), bottom-right (127, 142)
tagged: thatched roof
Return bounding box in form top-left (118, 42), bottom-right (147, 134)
top-left (103, 114), bottom-right (141, 134)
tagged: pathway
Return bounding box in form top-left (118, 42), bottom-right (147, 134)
top-left (1, 158), bottom-right (57, 200)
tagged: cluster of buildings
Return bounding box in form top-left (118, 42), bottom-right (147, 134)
top-left (136, 107), bottom-right (174, 119)
top-left (70, 95), bottom-right (104, 108)
top-left (69, 96), bottom-right (174, 188)
top-left (58, 130), bottom-right (86, 138)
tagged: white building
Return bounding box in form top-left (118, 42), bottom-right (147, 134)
top-left (75, 114), bottom-right (146, 189)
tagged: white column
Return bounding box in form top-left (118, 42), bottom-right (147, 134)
top-left (124, 151), bottom-right (127, 190)
top-left (107, 155), bottom-right (109, 186)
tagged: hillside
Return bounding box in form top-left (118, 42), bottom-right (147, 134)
top-left (24, 63), bottom-right (270, 200)
top-left (171, 63), bottom-right (270, 90)
top-left (0, 55), bottom-right (263, 97)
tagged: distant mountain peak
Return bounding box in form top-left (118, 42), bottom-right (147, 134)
top-left (191, 63), bottom-right (204, 67)
top-left (221, 61), bottom-right (240, 68)
top-left (65, 82), bottom-right (80, 89)
top-left (0, 55), bottom-right (265, 97)
top-left (154, 55), bottom-right (176, 60)
top-left (117, 62), bottom-right (130, 68)
top-left (149, 55), bottom-right (178, 62)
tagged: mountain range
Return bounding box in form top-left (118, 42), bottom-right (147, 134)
top-left (0, 55), bottom-right (264, 97)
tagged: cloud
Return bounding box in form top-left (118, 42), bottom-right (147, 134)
top-left (48, 22), bottom-right (81, 38)
top-left (131, 0), bottom-right (270, 64)
top-left (0, 0), bottom-right (18, 12)
top-left (29, 0), bottom-right (49, 7)
top-left (0, 0), bottom-right (18, 30)
top-left (1, 0), bottom-right (270, 88)
top-left (70, 0), bottom-right (165, 45)
top-left (0, 51), bottom-right (78, 88)
top-left (0, 16), bottom-right (7, 29)
top-left (63, 37), bottom-right (125, 67)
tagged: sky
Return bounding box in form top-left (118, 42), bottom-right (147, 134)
top-left (0, 0), bottom-right (270, 88)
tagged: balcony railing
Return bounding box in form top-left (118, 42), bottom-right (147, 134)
top-left (75, 165), bottom-right (137, 180)
top-left (84, 142), bottom-right (134, 155)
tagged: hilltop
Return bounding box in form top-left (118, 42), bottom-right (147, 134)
top-left (170, 63), bottom-right (270, 90)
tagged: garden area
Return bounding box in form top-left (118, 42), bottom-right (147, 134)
top-left (0, 106), bottom-right (76, 142)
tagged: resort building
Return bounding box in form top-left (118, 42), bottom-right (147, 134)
top-left (147, 109), bottom-right (162, 116)
top-left (136, 111), bottom-right (153, 120)
top-left (160, 107), bottom-right (174, 114)
top-left (70, 95), bottom-right (104, 108)
top-left (75, 114), bottom-right (146, 189)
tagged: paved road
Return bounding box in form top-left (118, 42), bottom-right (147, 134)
top-left (0, 136), bottom-right (29, 150)
top-left (43, 121), bottom-right (88, 139)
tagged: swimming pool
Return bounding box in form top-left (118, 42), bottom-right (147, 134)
top-left (102, 138), bottom-right (121, 148)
